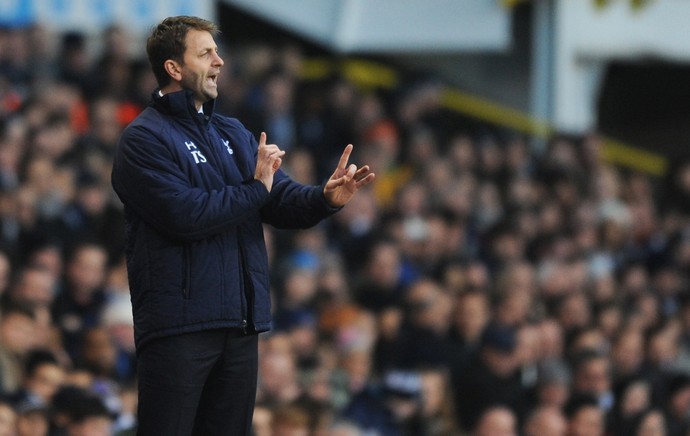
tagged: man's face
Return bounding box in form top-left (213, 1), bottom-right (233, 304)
top-left (575, 358), bottom-right (610, 396)
top-left (568, 406), bottom-right (604, 436)
top-left (179, 29), bottom-right (224, 107)
top-left (69, 416), bottom-right (113, 436)
top-left (26, 363), bottom-right (65, 403)
top-left (482, 348), bottom-right (517, 378)
top-left (0, 313), bottom-right (37, 355)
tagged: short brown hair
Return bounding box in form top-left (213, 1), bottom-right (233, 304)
top-left (146, 16), bottom-right (219, 88)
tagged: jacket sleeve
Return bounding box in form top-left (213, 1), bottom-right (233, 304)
top-left (260, 171), bottom-right (342, 229)
top-left (112, 125), bottom-right (271, 242)
top-left (229, 131), bottom-right (340, 229)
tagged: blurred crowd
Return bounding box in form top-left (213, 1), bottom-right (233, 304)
top-left (1, 21), bottom-right (690, 436)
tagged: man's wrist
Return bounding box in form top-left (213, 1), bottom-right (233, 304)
top-left (254, 177), bottom-right (269, 192)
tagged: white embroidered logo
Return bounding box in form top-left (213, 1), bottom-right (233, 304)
top-left (185, 141), bottom-right (207, 164)
top-left (223, 139), bottom-right (234, 155)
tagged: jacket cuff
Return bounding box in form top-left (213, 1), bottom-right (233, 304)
top-left (244, 178), bottom-right (272, 203)
top-left (317, 185), bottom-right (344, 215)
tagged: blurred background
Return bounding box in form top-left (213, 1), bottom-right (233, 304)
top-left (0, 0), bottom-right (689, 435)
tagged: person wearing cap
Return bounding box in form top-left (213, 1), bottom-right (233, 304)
top-left (453, 323), bottom-right (526, 432)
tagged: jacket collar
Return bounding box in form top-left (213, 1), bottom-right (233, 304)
top-left (151, 89), bottom-right (217, 123)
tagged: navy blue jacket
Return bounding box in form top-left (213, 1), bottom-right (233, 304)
top-left (111, 90), bottom-right (339, 350)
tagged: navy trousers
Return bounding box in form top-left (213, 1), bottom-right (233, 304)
top-left (136, 329), bottom-right (259, 436)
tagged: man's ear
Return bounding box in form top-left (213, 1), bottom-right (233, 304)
top-left (164, 59), bottom-right (183, 82)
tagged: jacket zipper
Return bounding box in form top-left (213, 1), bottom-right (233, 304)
top-left (196, 112), bottom-right (249, 331)
top-left (237, 234), bottom-right (251, 334)
top-left (182, 245), bottom-right (191, 299)
top-left (216, 239), bottom-right (225, 308)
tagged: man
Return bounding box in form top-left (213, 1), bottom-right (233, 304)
top-left (52, 242), bottom-right (109, 360)
top-left (571, 349), bottom-right (614, 413)
top-left (664, 373), bottom-right (690, 436)
top-left (563, 395), bottom-right (605, 436)
top-left (0, 302), bottom-right (39, 395)
top-left (8, 349), bottom-right (65, 409)
top-left (65, 395), bottom-right (114, 436)
top-left (342, 369), bottom-right (423, 436)
top-left (472, 406), bottom-right (518, 436)
top-left (453, 324), bottom-right (526, 431)
top-left (523, 405), bottom-right (567, 436)
top-left (385, 278), bottom-right (454, 369)
top-left (111, 16), bottom-right (374, 435)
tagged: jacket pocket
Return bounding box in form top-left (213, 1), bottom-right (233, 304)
top-left (182, 245), bottom-right (191, 299)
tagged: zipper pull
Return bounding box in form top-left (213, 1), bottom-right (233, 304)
top-left (241, 319), bottom-right (247, 334)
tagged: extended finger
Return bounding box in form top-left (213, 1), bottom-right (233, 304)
top-left (270, 149), bottom-right (286, 158)
top-left (353, 165), bottom-right (370, 179)
top-left (259, 132), bottom-right (267, 147)
top-left (336, 144), bottom-right (354, 170)
top-left (355, 172), bottom-right (376, 188)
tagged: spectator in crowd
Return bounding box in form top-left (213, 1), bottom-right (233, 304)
top-left (472, 406), bottom-right (518, 436)
top-left (663, 373), bottom-right (690, 436)
top-left (64, 394), bottom-right (114, 436)
top-left (59, 171), bottom-right (124, 261)
top-left (271, 404), bottom-right (311, 436)
top-left (7, 349), bottom-right (64, 409)
top-left (531, 360), bottom-right (572, 412)
top-left (97, 298), bottom-right (136, 383)
top-left (453, 324), bottom-right (526, 430)
top-left (564, 394), bottom-right (606, 436)
top-left (450, 289), bottom-right (491, 371)
top-left (611, 327), bottom-right (646, 385)
top-left (418, 367), bottom-right (460, 435)
top-left (0, 252), bottom-right (11, 298)
top-left (327, 420), bottom-right (362, 436)
top-left (78, 327), bottom-right (121, 383)
top-left (7, 264), bottom-right (57, 310)
top-left (570, 348), bottom-right (615, 413)
top-left (523, 405), bottom-right (567, 436)
top-left (382, 278), bottom-right (454, 370)
top-left (609, 377), bottom-right (653, 435)
top-left (257, 334), bottom-right (303, 408)
top-left (52, 242), bottom-right (108, 360)
top-left (341, 369), bottom-right (423, 436)
top-left (0, 302), bottom-right (39, 395)
top-left (352, 239), bottom-right (407, 314)
top-left (0, 400), bottom-right (16, 436)
top-left (251, 404), bottom-right (273, 436)
top-left (622, 408), bottom-right (667, 436)
top-left (15, 401), bottom-right (50, 436)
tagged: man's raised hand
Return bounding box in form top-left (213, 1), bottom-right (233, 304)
top-left (323, 144), bottom-right (375, 207)
top-left (254, 132), bottom-right (285, 192)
